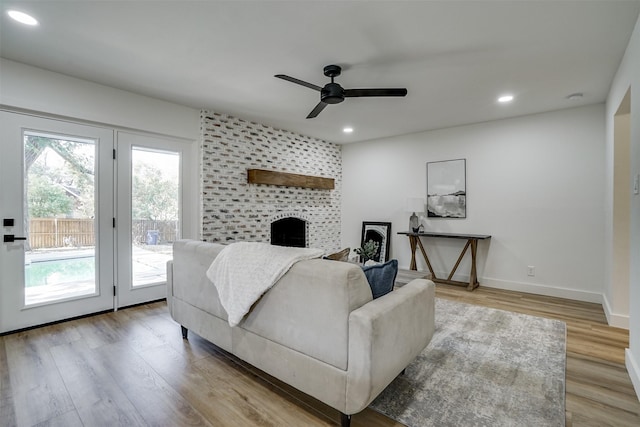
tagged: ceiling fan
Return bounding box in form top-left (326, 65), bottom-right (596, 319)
top-left (275, 65), bottom-right (407, 119)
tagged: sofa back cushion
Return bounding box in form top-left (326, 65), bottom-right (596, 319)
top-left (239, 258), bottom-right (373, 370)
top-left (324, 247), bottom-right (351, 262)
top-left (172, 240), bottom-right (228, 320)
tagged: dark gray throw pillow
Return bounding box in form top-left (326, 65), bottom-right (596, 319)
top-left (362, 259), bottom-right (398, 299)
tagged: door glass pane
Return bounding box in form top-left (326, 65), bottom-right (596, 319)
top-left (131, 147), bottom-right (180, 287)
top-left (24, 132), bottom-right (97, 306)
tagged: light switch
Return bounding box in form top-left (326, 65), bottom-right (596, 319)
top-left (634, 174), bottom-right (640, 195)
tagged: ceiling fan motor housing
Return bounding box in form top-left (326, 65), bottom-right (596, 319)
top-left (321, 83), bottom-right (345, 104)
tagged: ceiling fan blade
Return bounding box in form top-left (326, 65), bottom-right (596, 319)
top-left (344, 88), bottom-right (408, 97)
top-left (275, 74), bottom-right (322, 91)
top-left (306, 102), bottom-right (328, 119)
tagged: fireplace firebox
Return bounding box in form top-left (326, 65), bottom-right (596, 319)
top-left (271, 217), bottom-right (306, 247)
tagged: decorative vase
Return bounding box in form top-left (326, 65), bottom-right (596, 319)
top-left (409, 212), bottom-right (419, 232)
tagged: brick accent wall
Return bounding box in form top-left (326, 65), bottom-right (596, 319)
top-left (200, 111), bottom-right (342, 251)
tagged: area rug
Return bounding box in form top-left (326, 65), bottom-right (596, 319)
top-left (370, 298), bottom-right (566, 426)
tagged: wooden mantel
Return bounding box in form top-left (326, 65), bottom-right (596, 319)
top-left (247, 169), bottom-right (334, 190)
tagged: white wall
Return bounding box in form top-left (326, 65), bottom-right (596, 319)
top-left (606, 14), bottom-right (640, 401)
top-left (342, 104), bottom-right (605, 303)
top-left (0, 59), bottom-right (199, 140)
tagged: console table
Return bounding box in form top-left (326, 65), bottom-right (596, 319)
top-left (398, 232), bottom-right (491, 291)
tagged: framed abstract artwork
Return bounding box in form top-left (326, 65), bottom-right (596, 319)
top-left (427, 159), bottom-right (466, 218)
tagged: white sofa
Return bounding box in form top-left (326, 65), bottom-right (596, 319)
top-left (167, 239), bottom-right (435, 426)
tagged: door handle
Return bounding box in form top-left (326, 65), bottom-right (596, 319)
top-left (3, 235), bottom-right (27, 243)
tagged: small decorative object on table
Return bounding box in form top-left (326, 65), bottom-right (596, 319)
top-left (406, 197), bottom-right (425, 232)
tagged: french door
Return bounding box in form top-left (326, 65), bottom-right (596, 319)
top-left (0, 112), bottom-right (191, 332)
top-left (115, 132), bottom-right (186, 307)
top-left (0, 111), bottom-right (115, 332)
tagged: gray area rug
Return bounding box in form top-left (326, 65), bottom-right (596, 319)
top-left (370, 298), bottom-right (566, 427)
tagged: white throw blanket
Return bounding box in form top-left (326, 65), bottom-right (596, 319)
top-left (206, 242), bottom-right (324, 326)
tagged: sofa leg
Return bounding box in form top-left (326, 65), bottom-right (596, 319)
top-left (340, 413), bottom-right (351, 427)
top-left (401, 368), bottom-right (406, 375)
top-left (181, 325), bottom-right (188, 340)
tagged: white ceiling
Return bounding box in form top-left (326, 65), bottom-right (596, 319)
top-left (1, 1), bottom-right (639, 143)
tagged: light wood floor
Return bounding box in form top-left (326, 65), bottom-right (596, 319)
top-left (1, 285), bottom-right (638, 427)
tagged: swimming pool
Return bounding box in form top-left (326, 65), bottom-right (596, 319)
top-left (25, 256), bottom-right (95, 287)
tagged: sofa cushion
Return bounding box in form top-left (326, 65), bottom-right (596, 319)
top-left (362, 259), bottom-right (398, 299)
top-left (324, 247), bottom-right (350, 262)
top-left (239, 259), bottom-right (373, 370)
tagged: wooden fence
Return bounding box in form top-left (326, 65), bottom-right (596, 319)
top-left (28, 218), bottom-right (178, 249)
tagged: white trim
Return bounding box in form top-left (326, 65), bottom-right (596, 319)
top-left (603, 293), bottom-right (630, 329)
top-left (269, 211), bottom-right (313, 224)
top-left (479, 277), bottom-right (603, 304)
top-left (401, 267), bottom-right (605, 304)
top-left (626, 349), bottom-right (640, 402)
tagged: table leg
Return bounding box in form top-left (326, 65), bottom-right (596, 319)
top-left (447, 240), bottom-right (471, 281)
top-left (468, 239), bottom-right (479, 291)
top-left (416, 237), bottom-right (436, 279)
top-left (409, 236), bottom-right (418, 270)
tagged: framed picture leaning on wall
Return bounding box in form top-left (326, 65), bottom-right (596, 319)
top-left (360, 221), bottom-right (392, 263)
top-left (427, 159), bottom-right (466, 218)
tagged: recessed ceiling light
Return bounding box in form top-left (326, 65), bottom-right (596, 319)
top-left (566, 93), bottom-right (583, 100)
top-left (7, 10), bottom-right (38, 26)
top-left (343, 127), bottom-right (353, 133)
top-left (497, 95), bottom-right (514, 103)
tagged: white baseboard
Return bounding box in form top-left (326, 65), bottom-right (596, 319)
top-left (480, 277), bottom-right (602, 304)
top-left (603, 293), bottom-right (630, 329)
top-left (398, 267), bottom-right (605, 304)
top-left (626, 349), bottom-right (640, 402)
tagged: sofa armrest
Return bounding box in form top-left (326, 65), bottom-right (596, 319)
top-left (166, 260), bottom-right (174, 314)
top-left (345, 278), bottom-right (435, 414)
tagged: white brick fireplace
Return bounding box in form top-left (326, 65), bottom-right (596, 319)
top-left (200, 111), bottom-right (341, 251)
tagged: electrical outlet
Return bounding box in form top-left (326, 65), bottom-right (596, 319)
top-left (527, 266), bottom-right (535, 276)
